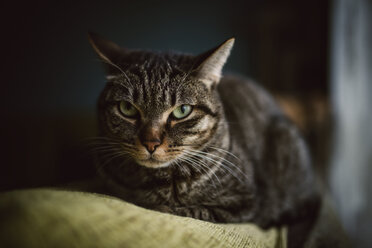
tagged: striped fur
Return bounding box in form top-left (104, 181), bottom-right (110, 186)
top-left (89, 33), bottom-right (320, 247)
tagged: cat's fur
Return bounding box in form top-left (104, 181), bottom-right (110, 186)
top-left (88, 32), bottom-right (320, 247)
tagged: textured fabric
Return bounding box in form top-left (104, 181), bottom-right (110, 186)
top-left (0, 189), bottom-right (286, 248)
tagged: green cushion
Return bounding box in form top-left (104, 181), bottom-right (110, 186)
top-left (0, 189), bottom-right (286, 248)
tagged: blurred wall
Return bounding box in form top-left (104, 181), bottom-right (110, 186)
top-left (330, 0), bottom-right (372, 247)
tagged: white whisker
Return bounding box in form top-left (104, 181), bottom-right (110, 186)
top-left (180, 156), bottom-right (219, 189)
top-left (184, 149), bottom-right (248, 183)
top-left (207, 146), bottom-right (241, 161)
top-left (98, 59), bottom-right (132, 84)
top-left (185, 155), bottom-right (222, 187)
top-left (187, 149), bottom-right (248, 180)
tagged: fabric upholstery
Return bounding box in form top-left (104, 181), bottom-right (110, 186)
top-left (0, 189), bottom-right (286, 248)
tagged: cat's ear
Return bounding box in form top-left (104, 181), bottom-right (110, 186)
top-left (194, 38), bottom-right (235, 87)
top-left (88, 32), bottom-right (126, 76)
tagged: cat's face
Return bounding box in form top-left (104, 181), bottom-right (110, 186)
top-left (99, 70), bottom-right (220, 168)
top-left (89, 33), bottom-right (234, 168)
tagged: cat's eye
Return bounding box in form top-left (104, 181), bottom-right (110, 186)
top-left (172, 104), bottom-right (193, 119)
top-left (119, 101), bottom-right (138, 118)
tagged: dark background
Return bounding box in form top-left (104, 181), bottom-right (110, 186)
top-left (12, 0), bottom-right (372, 246)
top-left (4, 1), bottom-right (372, 247)
top-left (0, 0), bottom-right (330, 191)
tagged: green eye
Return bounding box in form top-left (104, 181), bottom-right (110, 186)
top-left (172, 104), bottom-right (193, 119)
top-left (119, 101), bottom-right (138, 118)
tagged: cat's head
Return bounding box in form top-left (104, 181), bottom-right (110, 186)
top-left (89, 32), bottom-right (234, 169)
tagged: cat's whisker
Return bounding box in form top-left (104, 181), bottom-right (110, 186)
top-left (85, 140), bottom-right (121, 145)
top-left (83, 136), bottom-right (117, 140)
top-left (184, 149), bottom-right (246, 183)
top-left (85, 137), bottom-right (139, 154)
top-left (87, 141), bottom-right (121, 147)
top-left (80, 144), bottom-right (120, 158)
top-left (88, 143), bottom-right (122, 151)
top-left (97, 149), bottom-right (127, 160)
top-left (87, 145), bottom-right (121, 151)
top-left (180, 156), bottom-right (209, 181)
top-left (182, 151), bottom-right (225, 187)
top-left (184, 154), bottom-right (222, 187)
top-left (166, 149), bottom-right (182, 152)
top-left (174, 159), bottom-right (190, 177)
top-left (180, 157), bottom-right (201, 174)
top-left (93, 145), bottom-right (138, 152)
top-left (178, 144), bottom-right (200, 148)
top-left (180, 156), bottom-right (219, 189)
top-left (184, 150), bottom-right (224, 170)
top-left (117, 157), bottom-right (132, 170)
top-left (84, 139), bottom-right (132, 147)
top-left (82, 136), bottom-right (123, 143)
top-left (206, 146), bottom-right (241, 161)
top-left (99, 150), bottom-right (132, 169)
top-left (89, 140), bottom-right (133, 166)
top-left (88, 144), bottom-right (120, 149)
top-left (188, 149), bottom-right (248, 180)
top-left (218, 163), bottom-right (246, 183)
top-left (183, 155), bottom-right (208, 175)
top-left (89, 147), bottom-right (122, 155)
top-left (97, 58), bottom-right (132, 85)
top-left (176, 159), bottom-right (193, 176)
top-left (172, 159), bottom-right (182, 172)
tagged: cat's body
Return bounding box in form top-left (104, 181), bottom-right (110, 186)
top-left (89, 33), bottom-right (320, 247)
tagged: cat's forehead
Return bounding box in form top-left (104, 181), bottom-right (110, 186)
top-left (110, 51), bottom-right (190, 86)
top-left (106, 70), bottom-right (209, 117)
top-left (103, 51), bottom-right (211, 115)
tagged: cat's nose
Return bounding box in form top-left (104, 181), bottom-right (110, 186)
top-left (142, 140), bottom-right (161, 153)
top-left (140, 122), bottom-right (163, 153)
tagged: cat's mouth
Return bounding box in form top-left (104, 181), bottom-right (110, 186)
top-left (137, 157), bottom-right (173, 168)
top-left (133, 139), bottom-right (178, 168)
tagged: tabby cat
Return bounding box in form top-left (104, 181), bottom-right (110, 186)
top-left (88, 32), bottom-right (320, 247)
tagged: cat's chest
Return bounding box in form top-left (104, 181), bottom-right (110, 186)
top-left (135, 178), bottom-right (214, 207)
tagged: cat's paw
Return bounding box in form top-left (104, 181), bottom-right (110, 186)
top-left (172, 206), bottom-right (217, 222)
top-left (153, 205), bottom-right (174, 214)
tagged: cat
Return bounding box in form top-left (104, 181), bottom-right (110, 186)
top-left (88, 32), bottom-right (321, 247)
